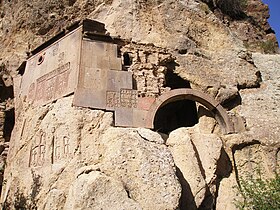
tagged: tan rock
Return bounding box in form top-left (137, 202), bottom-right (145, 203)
top-left (166, 126), bottom-right (232, 209)
top-left (237, 53), bottom-right (280, 146)
top-left (99, 127), bottom-right (181, 210)
top-left (190, 132), bottom-right (223, 184)
top-left (1, 96), bottom-right (182, 209)
top-left (136, 127), bottom-right (165, 144)
top-left (233, 144), bottom-right (277, 179)
top-left (216, 173), bottom-right (239, 210)
top-left (39, 189), bottom-right (66, 210)
top-left (64, 171), bottom-right (141, 210)
top-left (166, 128), bottom-right (207, 209)
top-left (197, 105), bottom-right (219, 134)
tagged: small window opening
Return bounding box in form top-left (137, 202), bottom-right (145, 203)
top-left (123, 52), bottom-right (132, 66)
top-left (164, 70), bottom-right (191, 89)
top-left (37, 54), bottom-right (45, 65)
top-left (68, 0), bottom-right (76, 6)
top-left (154, 99), bottom-right (198, 134)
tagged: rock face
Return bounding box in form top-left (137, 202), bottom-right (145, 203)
top-left (166, 127), bottom-right (232, 209)
top-left (0, 0), bottom-right (280, 209)
top-left (1, 96), bottom-right (182, 209)
top-left (64, 171), bottom-right (142, 210)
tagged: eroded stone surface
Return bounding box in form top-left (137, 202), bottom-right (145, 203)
top-left (0, 0), bottom-right (279, 209)
top-left (166, 126), bottom-right (233, 209)
top-left (64, 171), bottom-right (141, 210)
top-left (166, 128), bottom-right (207, 209)
top-left (1, 97), bottom-right (182, 209)
top-left (99, 127), bottom-right (181, 210)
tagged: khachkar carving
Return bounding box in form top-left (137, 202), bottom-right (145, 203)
top-left (33, 62), bottom-right (70, 103)
top-left (29, 130), bottom-right (46, 167)
top-left (106, 91), bottom-right (120, 108)
top-left (120, 89), bottom-right (137, 108)
top-left (29, 129), bottom-right (73, 167)
top-left (53, 134), bottom-right (72, 163)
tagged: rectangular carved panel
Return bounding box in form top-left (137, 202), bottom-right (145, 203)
top-left (106, 91), bottom-right (120, 108)
top-left (53, 135), bottom-right (72, 163)
top-left (33, 62), bottom-right (71, 104)
top-left (120, 89), bottom-right (138, 108)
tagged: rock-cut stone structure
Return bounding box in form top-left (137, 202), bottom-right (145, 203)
top-left (16, 19), bottom-right (234, 134)
top-left (0, 1), bottom-right (280, 209)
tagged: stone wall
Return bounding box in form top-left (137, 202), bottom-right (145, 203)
top-left (120, 43), bottom-right (175, 97)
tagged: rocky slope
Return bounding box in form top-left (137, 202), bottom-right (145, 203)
top-left (0, 0), bottom-right (279, 209)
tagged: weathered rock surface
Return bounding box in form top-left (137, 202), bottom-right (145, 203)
top-left (167, 128), bottom-right (207, 209)
top-left (64, 171), bottom-right (141, 210)
top-left (215, 173), bottom-right (240, 210)
top-left (99, 127), bottom-right (181, 210)
top-left (238, 53), bottom-right (280, 146)
top-left (1, 96), bottom-right (182, 209)
top-left (0, 0), bottom-right (279, 209)
top-left (166, 127), bottom-right (232, 209)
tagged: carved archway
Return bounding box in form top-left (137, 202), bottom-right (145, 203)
top-left (146, 89), bottom-right (234, 134)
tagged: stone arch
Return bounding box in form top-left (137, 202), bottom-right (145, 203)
top-left (146, 88), bottom-right (234, 134)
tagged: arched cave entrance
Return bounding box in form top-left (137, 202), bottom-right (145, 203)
top-left (147, 89), bottom-right (234, 135)
top-left (154, 70), bottom-right (198, 134)
top-left (154, 99), bottom-right (198, 134)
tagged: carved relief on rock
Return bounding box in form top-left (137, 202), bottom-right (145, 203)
top-left (52, 129), bottom-right (72, 164)
top-left (29, 130), bottom-right (46, 167)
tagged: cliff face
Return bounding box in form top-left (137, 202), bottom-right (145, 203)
top-left (0, 0), bottom-right (279, 209)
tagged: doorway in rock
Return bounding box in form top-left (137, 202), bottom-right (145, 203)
top-left (154, 99), bottom-right (198, 134)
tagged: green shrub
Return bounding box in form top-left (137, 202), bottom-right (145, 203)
top-left (216, 0), bottom-right (247, 19)
top-left (235, 172), bottom-right (280, 210)
top-left (201, 0), bottom-right (247, 19)
top-left (260, 40), bottom-right (278, 54)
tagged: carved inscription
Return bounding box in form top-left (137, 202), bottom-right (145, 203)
top-left (120, 89), bottom-right (137, 108)
top-left (29, 130), bottom-right (46, 167)
top-left (63, 136), bottom-right (70, 157)
top-left (106, 89), bottom-right (138, 108)
top-left (106, 91), bottom-right (120, 108)
top-left (34, 62), bottom-right (70, 103)
top-left (46, 77), bottom-right (56, 101)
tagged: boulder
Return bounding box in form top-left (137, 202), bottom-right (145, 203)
top-left (99, 127), bottom-right (181, 210)
top-left (64, 171), bottom-right (141, 210)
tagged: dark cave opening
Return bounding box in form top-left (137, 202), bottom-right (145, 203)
top-left (0, 75), bottom-right (15, 142)
top-left (154, 99), bottom-right (198, 134)
top-left (123, 52), bottom-right (132, 66)
top-left (0, 84), bottom-right (14, 102)
top-left (3, 108), bottom-right (15, 142)
top-left (164, 69), bottom-right (191, 89)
